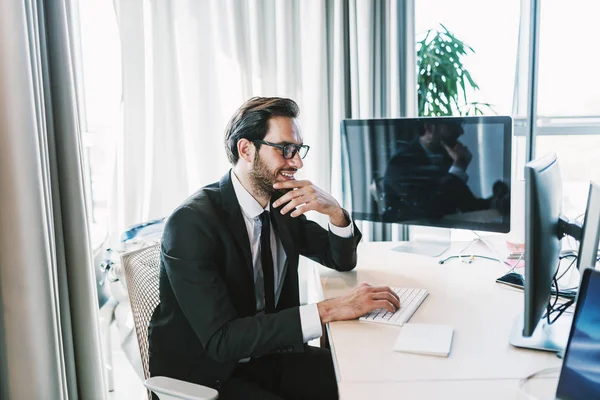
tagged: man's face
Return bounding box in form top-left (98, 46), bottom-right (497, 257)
top-left (422, 123), bottom-right (463, 151)
top-left (437, 124), bottom-right (463, 148)
top-left (249, 116), bottom-right (304, 198)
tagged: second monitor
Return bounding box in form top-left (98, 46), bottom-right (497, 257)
top-left (341, 116), bottom-right (512, 233)
top-left (510, 154), bottom-right (600, 353)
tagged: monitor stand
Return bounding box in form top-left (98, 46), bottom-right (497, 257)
top-left (509, 313), bottom-right (573, 352)
top-left (391, 226), bottom-right (450, 257)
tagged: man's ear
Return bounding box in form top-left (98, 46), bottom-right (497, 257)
top-left (237, 138), bottom-right (255, 163)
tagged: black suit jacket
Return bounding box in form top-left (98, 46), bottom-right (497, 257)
top-left (148, 170), bottom-right (362, 390)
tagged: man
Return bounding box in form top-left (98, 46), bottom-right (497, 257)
top-left (148, 97), bottom-right (400, 399)
top-left (382, 120), bottom-right (506, 221)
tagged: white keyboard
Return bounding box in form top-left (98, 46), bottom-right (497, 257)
top-left (359, 287), bottom-right (428, 326)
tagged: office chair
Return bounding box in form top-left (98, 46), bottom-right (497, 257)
top-left (98, 218), bottom-right (168, 392)
top-left (121, 244), bottom-right (219, 400)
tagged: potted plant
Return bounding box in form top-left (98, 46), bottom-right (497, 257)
top-left (417, 24), bottom-right (495, 116)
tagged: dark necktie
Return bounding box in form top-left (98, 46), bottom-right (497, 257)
top-left (260, 211), bottom-right (275, 313)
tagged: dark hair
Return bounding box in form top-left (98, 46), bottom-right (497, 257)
top-left (224, 97), bottom-right (300, 165)
top-left (419, 120), bottom-right (464, 137)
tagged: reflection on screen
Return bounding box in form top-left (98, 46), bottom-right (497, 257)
top-left (341, 117), bottom-right (512, 233)
top-left (556, 273), bottom-right (600, 400)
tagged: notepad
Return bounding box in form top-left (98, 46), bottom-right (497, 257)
top-left (393, 323), bottom-right (454, 357)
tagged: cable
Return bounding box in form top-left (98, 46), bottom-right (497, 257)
top-left (456, 236), bottom-right (485, 264)
top-left (472, 231), bottom-right (507, 268)
top-left (544, 262), bottom-right (563, 322)
top-left (550, 299), bottom-right (575, 323)
top-left (551, 254), bottom-right (579, 301)
top-left (545, 275), bottom-right (562, 325)
top-left (547, 275), bottom-right (574, 324)
top-left (438, 254), bottom-right (511, 265)
top-left (518, 366), bottom-right (560, 400)
top-left (507, 250), bottom-right (525, 273)
top-left (545, 253), bottom-right (579, 324)
top-left (457, 238), bottom-right (477, 255)
top-left (555, 254), bottom-right (578, 282)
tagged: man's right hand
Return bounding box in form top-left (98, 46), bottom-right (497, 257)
top-left (443, 141), bottom-right (472, 171)
top-left (317, 283), bottom-right (401, 324)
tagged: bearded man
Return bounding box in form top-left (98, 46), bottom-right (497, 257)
top-left (148, 97), bottom-right (399, 400)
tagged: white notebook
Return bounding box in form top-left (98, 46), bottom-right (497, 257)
top-left (393, 323), bottom-right (454, 357)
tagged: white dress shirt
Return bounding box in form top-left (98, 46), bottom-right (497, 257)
top-left (231, 170), bottom-right (353, 343)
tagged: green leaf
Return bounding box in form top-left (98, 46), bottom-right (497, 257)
top-left (417, 23), bottom-right (494, 116)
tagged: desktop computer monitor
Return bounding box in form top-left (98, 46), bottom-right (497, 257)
top-left (576, 182), bottom-right (600, 271)
top-left (340, 116), bottom-right (512, 236)
top-left (511, 153), bottom-right (594, 352)
top-left (523, 153), bottom-right (564, 339)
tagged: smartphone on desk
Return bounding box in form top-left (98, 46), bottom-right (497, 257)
top-left (495, 272), bottom-right (525, 289)
top-left (495, 272), bottom-right (577, 299)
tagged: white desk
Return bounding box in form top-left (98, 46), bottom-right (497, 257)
top-left (310, 241), bottom-right (563, 400)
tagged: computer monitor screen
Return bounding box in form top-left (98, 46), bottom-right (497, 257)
top-left (577, 182), bottom-right (600, 271)
top-left (340, 116), bottom-right (512, 232)
top-left (523, 153), bottom-right (563, 337)
top-left (556, 268), bottom-right (600, 400)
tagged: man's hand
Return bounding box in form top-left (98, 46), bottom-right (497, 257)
top-left (316, 283), bottom-right (401, 324)
top-left (272, 180), bottom-right (349, 226)
top-left (442, 141), bottom-right (472, 171)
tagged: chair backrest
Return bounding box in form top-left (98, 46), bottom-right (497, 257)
top-left (121, 243), bottom-right (161, 398)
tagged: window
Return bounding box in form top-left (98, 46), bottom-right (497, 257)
top-left (534, 0), bottom-right (600, 216)
top-left (415, 0), bottom-right (521, 116)
top-left (77, 0), bottom-right (122, 248)
top-left (416, 0), bottom-right (600, 237)
top-left (537, 0), bottom-right (600, 117)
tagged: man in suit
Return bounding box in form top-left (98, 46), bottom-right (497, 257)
top-left (148, 97), bottom-right (400, 399)
top-left (382, 120), bottom-right (506, 221)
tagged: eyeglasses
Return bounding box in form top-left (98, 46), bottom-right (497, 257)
top-left (252, 140), bottom-right (310, 160)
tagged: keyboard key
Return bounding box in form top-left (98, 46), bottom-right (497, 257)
top-left (359, 287), bottom-right (428, 326)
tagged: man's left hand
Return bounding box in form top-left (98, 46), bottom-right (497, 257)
top-left (442, 140), bottom-right (472, 171)
top-left (272, 180), bottom-right (349, 226)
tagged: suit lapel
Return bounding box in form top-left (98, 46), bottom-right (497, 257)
top-left (219, 171), bottom-right (254, 281)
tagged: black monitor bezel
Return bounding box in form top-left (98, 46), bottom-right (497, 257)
top-left (523, 153), bottom-right (563, 337)
top-left (340, 115), bottom-right (513, 233)
top-left (576, 182), bottom-right (600, 272)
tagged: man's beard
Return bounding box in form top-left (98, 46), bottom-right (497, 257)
top-left (249, 152), bottom-right (289, 200)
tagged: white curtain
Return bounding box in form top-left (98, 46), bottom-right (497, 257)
top-left (0, 1), bottom-right (105, 399)
top-left (110, 0), bottom-right (415, 241)
top-left (332, 0), bottom-right (417, 240)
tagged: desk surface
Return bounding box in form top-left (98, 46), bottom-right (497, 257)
top-left (312, 241), bottom-right (563, 400)
top-left (337, 378), bottom-right (559, 400)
